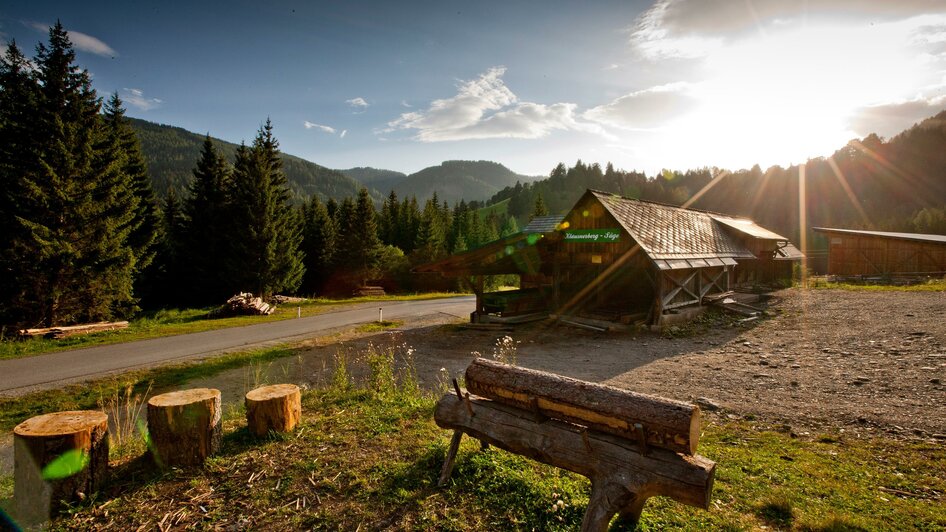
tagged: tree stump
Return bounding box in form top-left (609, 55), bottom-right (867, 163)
top-left (147, 388), bottom-right (221, 468)
top-left (245, 384), bottom-right (302, 436)
top-left (13, 410), bottom-right (109, 523)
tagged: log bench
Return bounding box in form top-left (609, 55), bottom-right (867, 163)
top-left (13, 410), bottom-right (109, 522)
top-left (147, 388), bottom-right (221, 468)
top-left (434, 359), bottom-right (716, 531)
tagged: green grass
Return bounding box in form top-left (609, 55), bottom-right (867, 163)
top-left (356, 320), bottom-right (403, 333)
top-left (806, 278), bottom-right (946, 292)
top-left (476, 197), bottom-right (510, 218)
top-left (2, 354), bottom-right (943, 530)
top-left (0, 292), bottom-right (466, 361)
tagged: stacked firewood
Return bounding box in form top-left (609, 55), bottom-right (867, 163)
top-left (210, 293), bottom-right (275, 317)
top-left (352, 286), bottom-right (386, 297)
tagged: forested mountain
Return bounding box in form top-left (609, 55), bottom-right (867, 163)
top-left (385, 160), bottom-right (536, 204)
top-left (339, 167), bottom-right (407, 191)
top-left (485, 111), bottom-right (946, 270)
top-left (130, 118), bottom-right (379, 203)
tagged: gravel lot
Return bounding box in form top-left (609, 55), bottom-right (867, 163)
top-left (312, 288), bottom-right (946, 441)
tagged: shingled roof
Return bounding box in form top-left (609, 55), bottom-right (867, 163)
top-left (589, 190), bottom-right (791, 267)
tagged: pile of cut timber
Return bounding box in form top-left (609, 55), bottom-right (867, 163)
top-left (269, 295), bottom-right (307, 304)
top-left (353, 286), bottom-right (386, 297)
top-left (18, 321), bottom-right (129, 339)
top-left (210, 293), bottom-right (275, 317)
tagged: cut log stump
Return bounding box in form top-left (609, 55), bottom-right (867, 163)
top-left (245, 384), bottom-right (302, 437)
top-left (147, 388), bottom-right (221, 468)
top-left (14, 410), bottom-right (109, 523)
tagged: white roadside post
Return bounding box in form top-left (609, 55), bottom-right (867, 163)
top-left (379, 307), bottom-right (383, 322)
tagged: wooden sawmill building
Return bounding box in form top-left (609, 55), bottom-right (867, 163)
top-left (812, 227), bottom-right (946, 278)
top-left (416, 190), bottom-right (803, 326)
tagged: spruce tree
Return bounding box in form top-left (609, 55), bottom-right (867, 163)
top-left (300, 196), bottom-right (336, 295)
top-left (227, 120), bottom-right (304, 297)
top-left (4, 23), bottom-right (139, 325)
top-left (0, 41), bottom-right (38, 327)
top-left (339, 188), bottom-right (382, 287)
top-left (102, 93), bottom-right (159, 275)
top-left (183, 135), bottom-right (233, 304)
top-left (531, 192), bottom-right (549, 221)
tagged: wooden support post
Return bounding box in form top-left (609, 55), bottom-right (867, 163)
top-left (438, 430), bottom-right (464, 487)
top-left (245, 384), bottom-right (302, 437)
top-left (147, 388), bottom-right (221, 468)
top-left (14, 411), bottom-right (109, 523)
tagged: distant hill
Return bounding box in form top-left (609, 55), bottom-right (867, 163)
top-left (130, 118), bottom-right (379, 203)
top-left (380, 160), bottom-right (535, 204)
top-left (339, 167), bottom-right (407, 191)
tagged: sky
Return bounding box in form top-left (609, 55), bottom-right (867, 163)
top-left (2, 0), bottom-right (945, 177)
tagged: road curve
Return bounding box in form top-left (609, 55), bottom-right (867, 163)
top-left (0, 296), bottom-right (475, 396)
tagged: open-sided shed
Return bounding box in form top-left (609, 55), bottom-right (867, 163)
top-left (813, 227), bottom-right (946, 278)
top-left (416, 190), bottom-right (802, 325)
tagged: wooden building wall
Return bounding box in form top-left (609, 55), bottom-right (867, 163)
top-left (824, 233), bottom-right (946, 276)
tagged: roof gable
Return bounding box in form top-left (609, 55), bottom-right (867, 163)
top-left (590, 191), bottom-right (756, 260)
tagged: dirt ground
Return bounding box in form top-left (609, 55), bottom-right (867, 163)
top-left (291, 288), bottom-right (946, 442)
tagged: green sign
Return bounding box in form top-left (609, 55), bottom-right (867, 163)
top-left (562, 229), bottom-right (621, 242)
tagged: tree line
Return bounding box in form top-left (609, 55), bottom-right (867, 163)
top-left (0, 23), bottom-right (523, 328)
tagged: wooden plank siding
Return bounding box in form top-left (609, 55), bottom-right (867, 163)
top-left (825, 233), bottom-right (946, 276)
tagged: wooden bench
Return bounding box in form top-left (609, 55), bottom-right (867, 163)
top-left (434, 359), bottom-right (716, 531)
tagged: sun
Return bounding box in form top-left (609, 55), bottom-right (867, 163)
top-left (653, 19), bottom-right (931, 171)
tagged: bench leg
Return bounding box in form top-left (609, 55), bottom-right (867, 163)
top-left (581, 480), bottom-right (647, 532)
top-left (438, 430), bottom-right (464, 487)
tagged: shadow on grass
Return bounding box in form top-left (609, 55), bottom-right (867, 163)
top-left (375, 440), bottom-right (588, 531)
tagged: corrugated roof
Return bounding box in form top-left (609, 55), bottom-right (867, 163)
top-left (711, 215), bottom-right (788, 240)
top-left (523, 214), bottom-right (563, 234)
top-left (592, 191), bottom-right (756, 261)
top-left (813, 227), bottom-right (946, 245)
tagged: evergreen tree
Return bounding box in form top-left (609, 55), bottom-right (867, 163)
top-left (340, 188), bottom-right (382, 286)
top-left (379, 189), bottom-right (399, 246)
top-left (397, 196), bottom-right (421, 252)
top-left (531, 192), bottom-right (549, 220)
top-left (182, 135), bottom-right (233, 304)
top-left (0, 41), bottom-right (38, 327)
top-left (227, 120), bottom-right (305, 297)
top-left (102, 93), bottom-right (160, 275)
top-left (2, 23), bottom-right (140, 326)
top-left (300, 196), bottom-right (336, 294)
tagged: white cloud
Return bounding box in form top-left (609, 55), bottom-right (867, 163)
top-left (630, 0), bottom-right (946, 60)
top-left (30, 23), bottom-right (117, 57)
top-left (584, 82), bottom-right (698, 130)
top-left (304, 121), bottom-right (336, 134)
top-left (400, 100), bottom-right (412, 108)
top-left (848, 96), bottom-right (946, 138)
top-left (385, 67), bottom-right (610, 142)
top-left (122, 88), bottom-right (162, 111)
top-left (340, 130), bottom-right (348, 138)
top-left (346, 97), bottom-right (369, 112)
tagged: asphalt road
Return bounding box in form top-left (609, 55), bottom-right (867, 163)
top-left (0, 296), bottom-right (475, 396)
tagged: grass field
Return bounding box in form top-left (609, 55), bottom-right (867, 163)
top-left (1, 347), bottom-right (943, 531)
top-left (806, 277), bottom-right (946, 292)
top-left (0, 293), bottom-right (464, 361)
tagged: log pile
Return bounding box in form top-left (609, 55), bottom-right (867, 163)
top-left (352, 286), bottom-right (386, 297)
top-left (210, 293), bottom-right (275, 317)
top-left (18, 321), bottom-right (129, 339)
top-left (14, 411), bottom-right (109, 522)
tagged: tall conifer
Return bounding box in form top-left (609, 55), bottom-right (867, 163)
top-left (183, 135), bottom-right (233, 304)
top-left (227, 120), bottom-right (304, 297)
